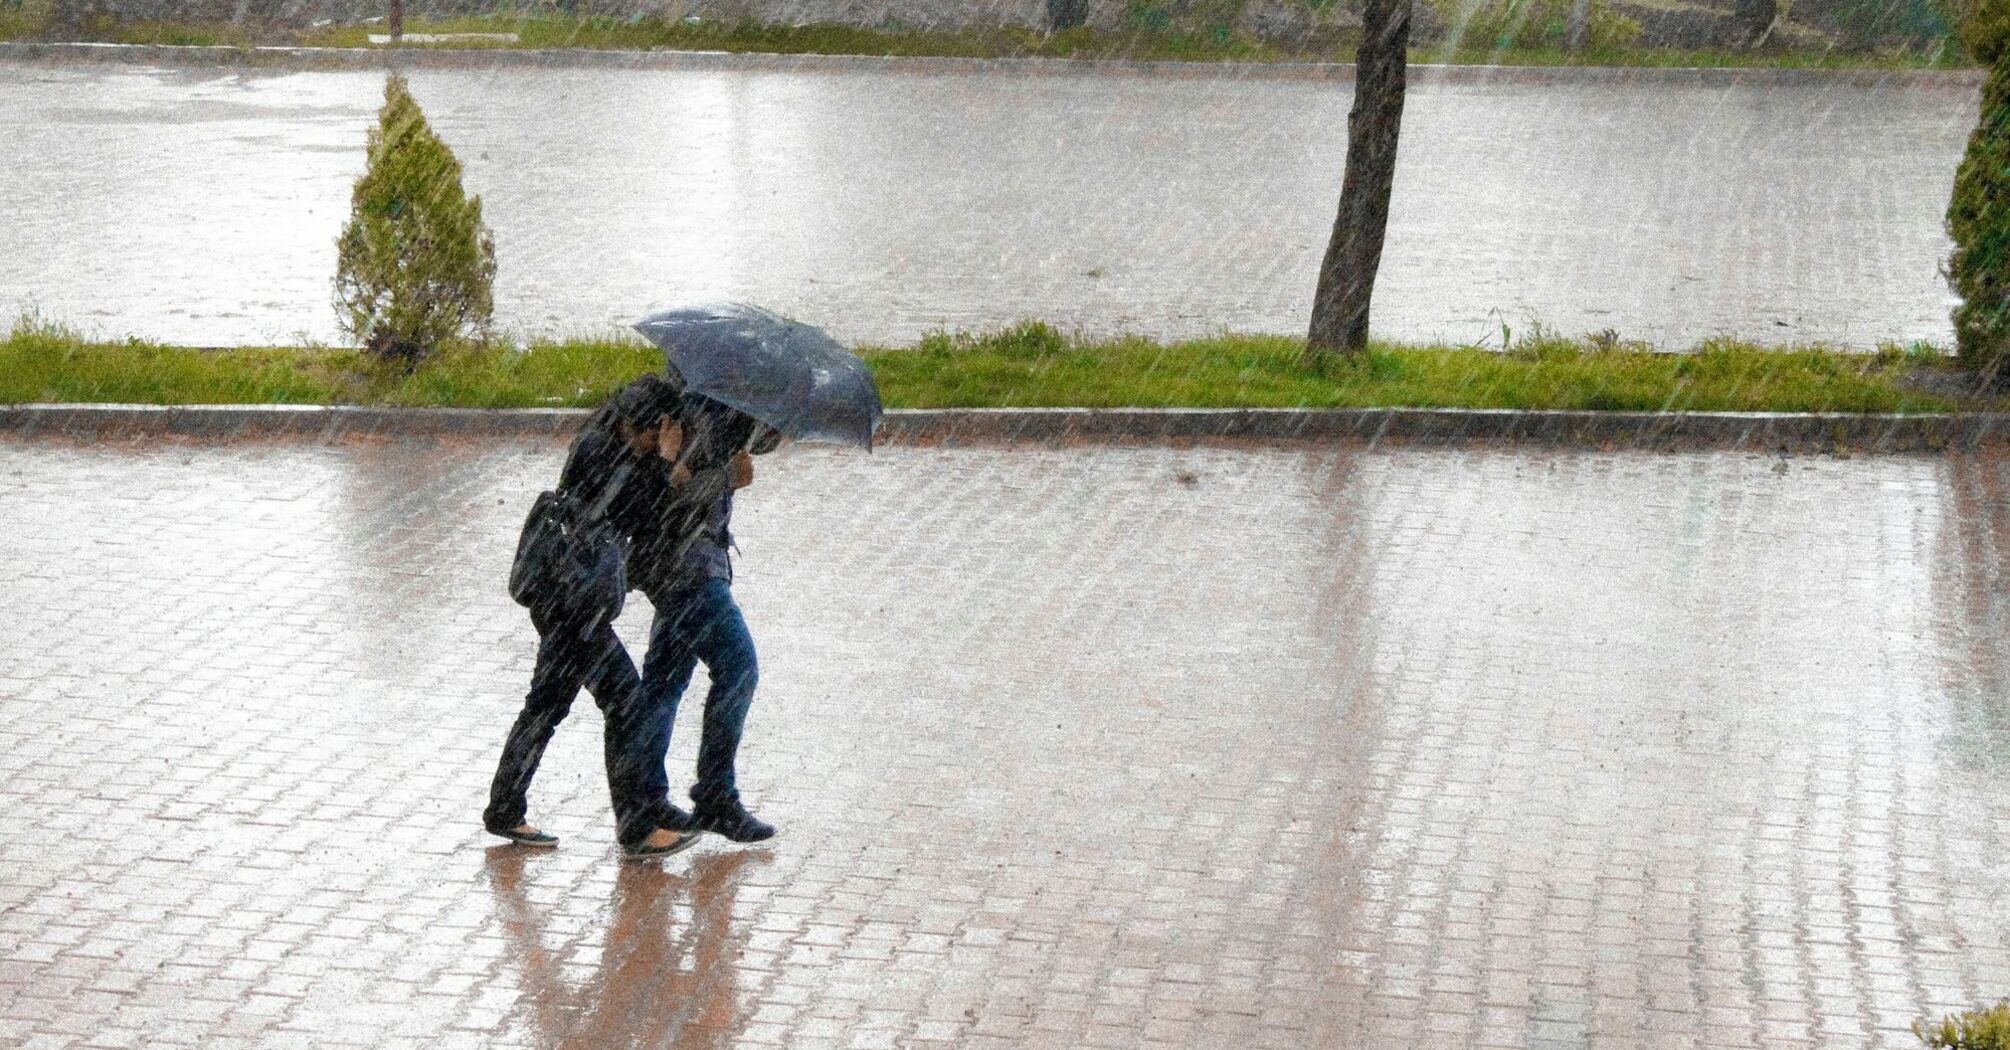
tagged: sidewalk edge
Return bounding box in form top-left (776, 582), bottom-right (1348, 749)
top-left (3, 404), bottom-right (2005, 453)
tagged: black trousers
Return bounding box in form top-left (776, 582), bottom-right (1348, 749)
top-left (484, 609), bottom-right (676, 847)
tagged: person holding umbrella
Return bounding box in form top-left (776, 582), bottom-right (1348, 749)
top-left (485, 375), bottom-right (702, 859)
top-left (630, 303), bottom-right (883, 845)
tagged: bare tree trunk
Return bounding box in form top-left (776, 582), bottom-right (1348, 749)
top-left (1305, 0), bottom-right (1411, 362)
top-left (1567, 0), bottom-right (1590, 51)
top-left (389, 0), bottom-right (404, 42)
top-left (1734, 0), bottom-right (1777, 46)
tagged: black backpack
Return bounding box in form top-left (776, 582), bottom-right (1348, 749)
top-left (509, 474), bottom-right (629, 629)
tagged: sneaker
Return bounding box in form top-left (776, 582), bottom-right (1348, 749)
top-left (691, 798), bottom-right (776, 843)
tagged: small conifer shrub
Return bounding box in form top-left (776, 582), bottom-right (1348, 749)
top-left (1947, 0), bottom-right (2010, 382)
top-left (1918, 1002), bottom-right (2010, 1049)
top-left (334, 74), bottom-right (496, 365)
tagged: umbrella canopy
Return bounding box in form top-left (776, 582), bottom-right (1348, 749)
top-left (633, 303), bottom-right (883, 451)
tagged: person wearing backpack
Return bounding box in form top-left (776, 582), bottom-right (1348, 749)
top-left (485, 375), bottom-right (699, 859)
top-left (628, 394), bottom-right (784, 845)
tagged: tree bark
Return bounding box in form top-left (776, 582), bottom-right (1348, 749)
top-left (389, 0), bottom-right (403, 42)
top-left (1305, 0), bottom-right (1411, 362)
top-left (1734, 0), bottom-right (1777, 46)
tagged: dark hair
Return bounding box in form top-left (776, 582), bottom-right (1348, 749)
top-left (594, 374), bottom-right (681, 434)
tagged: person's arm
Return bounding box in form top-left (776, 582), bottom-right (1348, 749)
top-left (676, 452), bottom-right (752, 493)
top-left (673, 464), bottom-right (736, 505)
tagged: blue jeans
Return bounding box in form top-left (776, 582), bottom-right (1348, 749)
top-left (640, 578), bottom-right (759, 810)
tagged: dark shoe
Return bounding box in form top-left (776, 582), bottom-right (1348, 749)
top-left (487, 823), bottom-right (559, 848)
top-left (659, 803), bottom-right (694, 832)
top-left (692, 799), bottom-right (776, 843)
top-left (621, 829), bottom-right (701, 860)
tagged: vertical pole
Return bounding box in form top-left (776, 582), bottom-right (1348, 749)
top-left (389, 0), bottom-right (404, 43)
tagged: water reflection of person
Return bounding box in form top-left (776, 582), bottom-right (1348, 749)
top-left (484, 845), bottom-right (760, 1049)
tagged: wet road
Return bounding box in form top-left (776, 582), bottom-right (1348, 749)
top-left (1, 435), bottom-right (2007, 1048)
top-left (0, 58), bottom-right (1977, 350)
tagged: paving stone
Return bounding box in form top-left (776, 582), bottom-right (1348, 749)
top-left (0, 435), bottom-right (2007, 1048)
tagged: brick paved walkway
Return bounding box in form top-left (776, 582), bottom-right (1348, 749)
top-left (1, 434), bottom-right (2007, 1050)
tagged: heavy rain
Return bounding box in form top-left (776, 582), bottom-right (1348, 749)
top-left (2, 1), bottom-right (2009, 1049)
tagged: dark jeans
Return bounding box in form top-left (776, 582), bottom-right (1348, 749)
top-left (484, 609), bottom-right (678, 847)
top-left (640, 577), bottom-right (759, 809)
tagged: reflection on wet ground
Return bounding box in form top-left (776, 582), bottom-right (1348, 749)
top-left (0, 436), bottom-right (2006, 1048)
top-left (487, 847), bottom-right (761, 1049)
top-left (0, 59), bottom-right (1973, 349)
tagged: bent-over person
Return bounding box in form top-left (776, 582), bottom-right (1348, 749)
top-left (484, 376), bottom-right (697, 859)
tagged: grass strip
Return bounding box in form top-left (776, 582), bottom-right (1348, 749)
top-left (0, 13), bottom-right (1970, 69)
top-left (0, 318), bottom-right (1972, 414)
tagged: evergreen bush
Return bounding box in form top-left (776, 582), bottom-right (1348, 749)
top-left (334, 74), bottom-right (496, 365)
top-left (1917, 1002), bottom-right (2010, 1049)
top-left (1946, 0), bottom-right (2010, 381)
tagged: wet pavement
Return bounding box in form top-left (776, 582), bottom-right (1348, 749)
top-left (1, 434), bottom-right (2008, 1048)
top-left (0, 58), bottom-right (1976, 350)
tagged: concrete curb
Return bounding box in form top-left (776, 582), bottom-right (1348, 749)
top-left (6, 404), bottom-right (2010, 453)
top-left (0, 41), bottom-right (1983, 88)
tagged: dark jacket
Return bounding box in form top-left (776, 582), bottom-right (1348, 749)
top-left (557, 422), bottom-right (674, 540)
top-left (627, 395), bottom-right (765, 597)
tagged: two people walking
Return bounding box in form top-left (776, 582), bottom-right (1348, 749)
top-left (485, 374), bottom-right (780, 858)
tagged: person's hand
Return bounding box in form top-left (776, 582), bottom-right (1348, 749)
top-left (728, 449), bottom-right (754, 489)
top-left (657, 418), bottom-right (683, 463)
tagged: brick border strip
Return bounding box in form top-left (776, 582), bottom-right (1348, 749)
top-left (6, 403), bottom-right (2010, 453)
top-left (0, 41), bottom-right (1983, 88)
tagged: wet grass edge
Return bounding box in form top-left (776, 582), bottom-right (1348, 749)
top-left (0, 318), bottom-right (1980, 415)
top-left (0, 13), bottom-right (1973, 70)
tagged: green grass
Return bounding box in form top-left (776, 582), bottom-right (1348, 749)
top-left (0, 13), bottom-right (253, 47)
top-left (860, 322), bottom-right (1962, 412)
top-left (98, 20), bottom-right (253, 48)
top-left (301, 16), bottom-right (1973, 67)
top-left (0, 8), bottom-right (38, 40)
top-left (301, 15), bottom-right (1327, 61)
top-left (0, 316), bottom-right (1976, 414)
top-left (0, 318), bottom-right (660, 409)
top-left (0, 9), bottom-right (1971, 68)
top-left (1419, 42), bottom-right (1966, 67)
